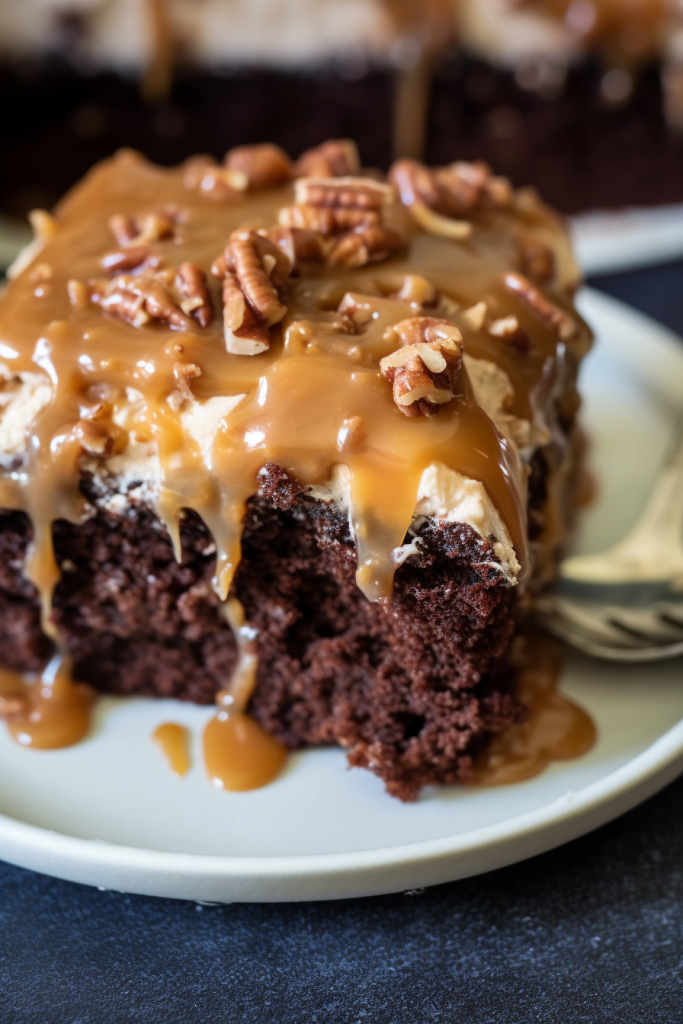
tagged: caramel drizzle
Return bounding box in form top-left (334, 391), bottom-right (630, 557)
top-left (203, 599), bottom-right (287, 791)
top-left (473, 631), bottom-right (596, 784)
top-left (153, 722), bottom-right (191, 776)
top-left (0, 149), bottom-right (589, 772)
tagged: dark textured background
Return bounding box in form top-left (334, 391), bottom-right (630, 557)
top-left (2, 262), bottom-right (683, 1023)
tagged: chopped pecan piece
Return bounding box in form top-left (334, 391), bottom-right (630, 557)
top-left (328, 224), bottom-right (403, 268)
top-left (224, 143), bottom-right (293, 188)
top-left (279, 176), bottom-right (404, 268)
top-left (520, 238), bottom-right (555, 283)
top-left (461, 301), bottom-right (487, 331)
top-left (213, 231), bottom-right (292, 355)
top-left (296, 139), bottom-right (361, 178)
top-left (73, 416), bottom-right (115, 458)
top-left (169, 361), bottom-right (202, 410)
top-left (380, 317), bottom-right (463, 417)
top-left (263, 226), bottom-right (327, 266)
top-left (336, 415), bottom-right (366, 452)
top-left (390, 157), bottom-right (513, 239)
top-left (280, 177), bottom-right (392, 234)
top-left (100, 246), bottom-right (162, 274)
top-left (394, 274), bottom-right (437, 308)
top-left (91, 271), bottom-right (194, 331)
top-left (108, 208), bottom-right (179, 248)
top-left (502, 272), bottom-right (576, 340)
top-left (389, 159), bottom-right (471, 239)
top-left (182, 156), bottom-right (248, 201)
top-left (489, 315), bottom-right (530, 353)
top-left (177, 262), bottom-right (213, 327)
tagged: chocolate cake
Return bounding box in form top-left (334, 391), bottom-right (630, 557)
top-left (0, 139), bottom-right (591, 797)
top-left (0, 0), bottom-right (682, 220)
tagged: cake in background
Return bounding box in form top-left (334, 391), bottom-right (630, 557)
top-left (1, 1), bottom-right (682, 218)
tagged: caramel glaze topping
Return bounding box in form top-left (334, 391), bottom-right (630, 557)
top-left (0, 143), bottom-right (591, 782)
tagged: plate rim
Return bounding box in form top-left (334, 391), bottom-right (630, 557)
top-left (1, 287), bottom-right (683, 902)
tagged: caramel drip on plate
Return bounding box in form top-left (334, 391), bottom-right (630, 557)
top-left (203, 598), bottom-right (288, 791)
top-left (152, 722), bottom-right (190, 777)
top-left (473, 631), bottom-right (596, 785)
top-left (0, 656), bottom-right (94, 750)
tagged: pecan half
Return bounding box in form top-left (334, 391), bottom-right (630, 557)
top-left (502, 272), bottom-right (576, 340)
top-left (182, 156), bottom-right (248, 201)
top-left (296, 139), bottom-right (361, 178)
top-left (224, 143), bottom-right (292, 188)
top-left (213, 231), bottom-right (292, 355)
top-left (380, 317), bottom-right (463, 417)
top-left (279, 176), bottom-right (403, 268)
top-left (73, 416), bottom-right (115, 458)
top-left (390, 158), bottom-right (513, 238)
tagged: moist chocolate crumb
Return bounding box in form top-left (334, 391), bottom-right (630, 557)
top-left (0, 466), bottom-right (524, 799)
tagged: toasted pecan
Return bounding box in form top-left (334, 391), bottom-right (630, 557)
top-left (213, 231), bottom-right (292, 355)
top-left (177, 262), bottom-right (213, 327)
top-left (380, 317), bottom-right (463, 417)
top-left (502, 272), bottom-right (576, 340)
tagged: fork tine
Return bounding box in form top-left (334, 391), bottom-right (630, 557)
top-left (552, 598), bottom-right (654, 647)
top-left (606, 607), bottom-right (683, 642)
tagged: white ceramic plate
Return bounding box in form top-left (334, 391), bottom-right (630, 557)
top-left (571, 203), bottom-right (683, 277)
top-left (2, 288), bottom-right (683, 903)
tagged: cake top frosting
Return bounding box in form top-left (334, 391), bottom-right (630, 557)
top-left (0, 139), bottom-right (589, 628)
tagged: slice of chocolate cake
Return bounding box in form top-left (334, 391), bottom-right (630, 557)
top-left (0, 140), bottom-right (591, 797)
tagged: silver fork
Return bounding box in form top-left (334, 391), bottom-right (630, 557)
top-left (535, 413), bottom-right (683, 661)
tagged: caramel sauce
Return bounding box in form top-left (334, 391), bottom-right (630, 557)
top-left (0, 148), bottom-right (590, 783)
top-left (202, 598), bottom-right (288, 792)
top-left (152, 722), bottom-right (190, 777)
top-left (473, 631), bottom-right (596, 785)
top-left (204, 712), bottom-right (288, 792)
top-left (1, 656), bottom-right (94, 750)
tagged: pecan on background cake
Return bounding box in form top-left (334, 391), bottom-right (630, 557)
top-left (0, 140), bottom-right (592, 798)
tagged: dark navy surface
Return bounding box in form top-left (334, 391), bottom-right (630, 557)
top-left (2, 262), bottom-right (683, 1023)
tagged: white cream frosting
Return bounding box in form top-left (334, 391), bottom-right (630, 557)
top-left (0, 367), bottom-right (52, 464)
top-left (0, 355), bottom-right (527, 580)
